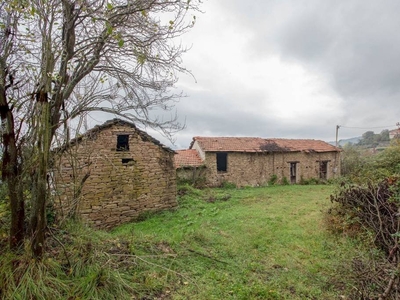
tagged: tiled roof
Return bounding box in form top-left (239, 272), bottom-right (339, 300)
top-left (175, 149), bottom-right (204, 168)
top-left (190, 137), bottom-right (340, 153)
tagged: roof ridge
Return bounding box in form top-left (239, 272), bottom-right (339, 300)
top-left (54, 119), bottom-right (174, 153)
top-left (190, 136), bottom-right (340, 153)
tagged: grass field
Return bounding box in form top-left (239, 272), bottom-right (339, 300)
top-left (112, 184), bottom-right (361, 299)
top-left (1, 185), bottom-right (364, 299)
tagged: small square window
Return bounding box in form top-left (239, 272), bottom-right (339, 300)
top-left (117, 135), bottom-right (129, 151)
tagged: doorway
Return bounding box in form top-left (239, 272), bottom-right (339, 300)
top-left (319, 161), bottom-right (328, 179)
top-left (290, 162), bottom-right (297, 184)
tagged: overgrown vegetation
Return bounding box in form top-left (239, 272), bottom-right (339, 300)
top-left (1, 185), bottom-right (363, 299)
top-left (327, 141), bottom-right (400, 299)
top-left (340, 140), bottom-right (400, 182)
top-left (267, 174), bottom-right (278, 185)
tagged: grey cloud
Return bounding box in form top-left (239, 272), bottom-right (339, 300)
top-left (245, 1), bottom-right (400, 100)
top-left (160, 0), bottom-right (400, 148)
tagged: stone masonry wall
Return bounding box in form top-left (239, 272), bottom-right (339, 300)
top-left (176, 167), bottom-right (207, 185)
top-left (53, 124), bottom-right (177, 229)
top-left (203, 151), bottom-right (340, 187)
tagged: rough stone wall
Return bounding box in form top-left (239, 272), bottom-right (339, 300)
top-left (176, 167), bottom-right (207, 185)
top-left (53, 124), bottom-right (177, 229)
top-left (203, 151), bottom-right (340, 187)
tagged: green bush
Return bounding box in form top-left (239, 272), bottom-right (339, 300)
top-left (341, 142), bottom-right (400, 184)
top-left (221, 181), bottom-right (237, 189)
top-left (299, 177), bottom-right (320, 185)
top-left (268, 174), bottom-right (278, 186)
top-left (280, 177), bottom-right (290, 185)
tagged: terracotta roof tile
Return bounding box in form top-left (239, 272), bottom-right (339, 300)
top-left (190, 137), bottom-right (340, 153)
top-left (175, 149), bottom-right (204, 168)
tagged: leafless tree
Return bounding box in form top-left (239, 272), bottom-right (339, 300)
top-left (0, 0), bottom-right (201, 257)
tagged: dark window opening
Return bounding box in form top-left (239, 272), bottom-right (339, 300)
top-left (117, 135), bottom-right (129, 151)
top-left (290, 162), bottom-right (297, 184)
top-left (216, 152), bottom-right (227, 172)
top-left (122, 158), bottom-right (134, 164)
top-left (319, 161), bottom-right (328, 179)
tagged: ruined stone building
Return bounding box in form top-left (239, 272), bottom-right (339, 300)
top-left (53, 119), bottom-right (177, 229)
top-left (175, 149), bottom-right (205, 184)
top-left (176, 136), bottom-right (341, 187)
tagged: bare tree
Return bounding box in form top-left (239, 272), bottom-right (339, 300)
top-left (0, 0), bottom-right (201, 258)
top-left (0, 1), bottom-right (27, 251)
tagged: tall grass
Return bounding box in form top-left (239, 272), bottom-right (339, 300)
top-left (0, 223), bottom-right (140, 299)
top-left (113, 185), bottom-right (363, 299)
top-left (1, 185), bottom-right (365, 299)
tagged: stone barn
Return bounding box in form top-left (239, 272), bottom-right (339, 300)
top-left (189, 137), bottom-right (341, 187)
top-left (175, 149), bottom-right (206, 185)
top-left (53, 119), bottom-right (177, 229)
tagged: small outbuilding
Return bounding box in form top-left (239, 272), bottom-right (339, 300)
top-left (188, 136), bottom-right (341, 187)
top-left (175, 149), bottom-right (206, 185)
top-left (53, 119), bottom-right (177, 229)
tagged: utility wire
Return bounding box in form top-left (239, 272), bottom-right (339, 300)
top-left (339, 125), bottom-right (398, 130)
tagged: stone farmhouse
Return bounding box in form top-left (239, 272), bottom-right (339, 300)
top-left (177, 136), bottom-right (341, 187)
top-left (52, 119), bottom-right (177, 229)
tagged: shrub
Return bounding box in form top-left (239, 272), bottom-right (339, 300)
top-left (280, 177), bottom-right (290, 185)
top-left (299, 177), bottom-right (320, 185)
top-left (221, 181), bottom-right (237, 189)
top-left (268, 174), bottom-right (278, 186)
top-left (341, 142), bottom-right (400, 184)
top-left (328, 177), bottom-right (400, 298)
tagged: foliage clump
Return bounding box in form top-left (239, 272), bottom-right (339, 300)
top-left (329, 142), bottom-right (400, 298)
top-left (268, 174), bottom-right (278, 186)
top-left (330, 178), bottom-right (400, 254)
top-left (340, 141), bottom-right (400, 183)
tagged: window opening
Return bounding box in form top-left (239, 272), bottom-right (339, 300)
top-left (122, 158), bottom-right (134, 164)
top-left (216, 152), bottom-right (227, 172)
top-left (117, 135), bottom-right (129, 151)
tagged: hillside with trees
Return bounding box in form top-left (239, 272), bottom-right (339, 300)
top-left (356, 129), bottom-right (390, 148)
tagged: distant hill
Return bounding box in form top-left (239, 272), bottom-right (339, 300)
top-left (328, 137), bottom-right (361, 147)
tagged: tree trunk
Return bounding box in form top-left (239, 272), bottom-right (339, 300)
top-left (30, 93), bottom-right (51, 258)
top-left (9, 175), bottom-right (25, 251)
top-left (30, 172), bottom-right (47, 258)
top-left (0, 95), bottom-right (25, 251)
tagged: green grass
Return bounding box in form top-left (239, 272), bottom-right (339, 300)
top-left (0, 185), bottom-right (363, 299)
top-left (112, 185), bottom-right (361, 299)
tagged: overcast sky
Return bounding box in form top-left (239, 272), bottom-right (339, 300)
top-left (97, 1), bottom-right (400, 149)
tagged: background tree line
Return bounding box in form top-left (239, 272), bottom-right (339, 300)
top-left (357, 129), bottom-right (390, 147)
